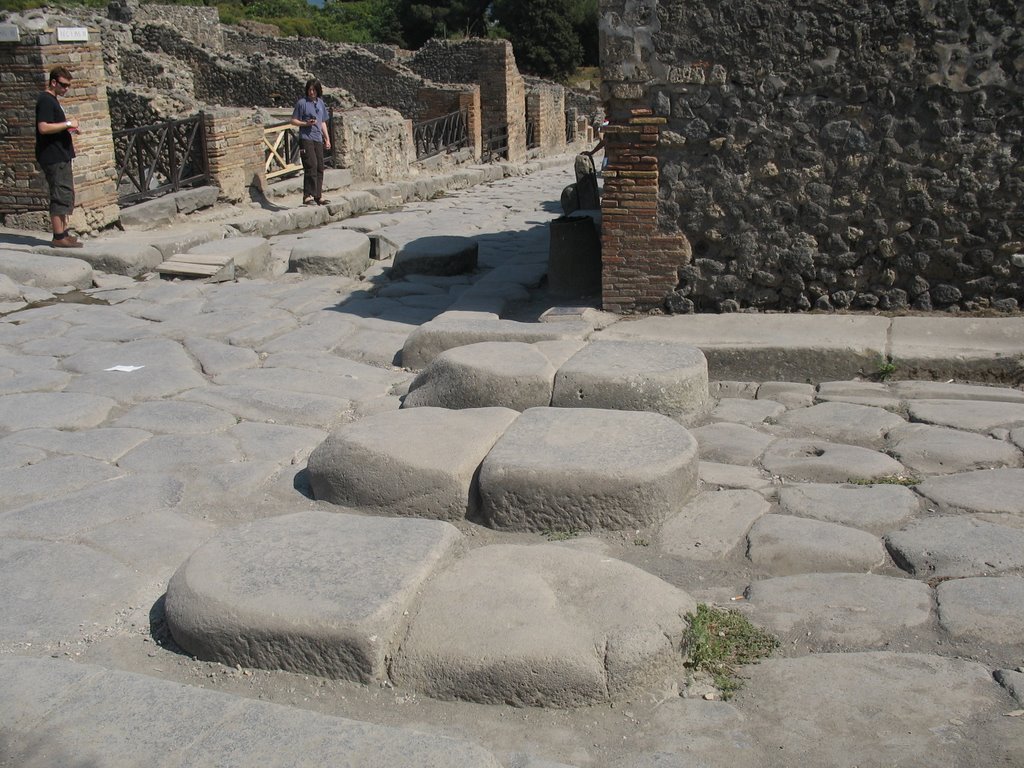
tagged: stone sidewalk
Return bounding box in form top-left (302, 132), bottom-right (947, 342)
top-left (1, 155), bottom-right (1023, 767)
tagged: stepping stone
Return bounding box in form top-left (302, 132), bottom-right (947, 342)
top-left (0, 659), bottom-right (504, 768)
top-left (885, 516), bottom-right (1024, 578)
top-left (915, 468), bottom-right (1024, 515)
top-left (166, 511), bottom-right (461, 683)
top-left (887, 423), bottom-right (1022, 475)
top-left (660, 490), bottom-right (769, 560)
top-left (308, 406), bottom-right (519, 520)
top-left (907, 399), bottom-right (1024, 433)
top-left (775, 402), bottom-right (905, 448)
top-left (390, 235), bottom-right (478, 279)
top-left (778, 482), bottom-right (919, 534)
top-left (401, 316), bottom-right (592, 370)
top-left (390, 544), bottom-right (695, 707)
top-left (289, 229), bottom-right (371, 276)
top-left (551, 340), bottom-right (709, 424)
top-left (402, 341), bottom-right (557, 411)
top-left (479, 407), bottom-right (698, 532)
top-left (690, 422), bottom-right (775, 466)
top-left (737, 652), bottom-right (1023, 767)
top-left (747, 515), bottom-right (886, 576)
top-left (708, 398), bottom-right (784, 426)
top-left (937, 576), bottom-right (1024, 646)
top-left (0, 249), bottom-right (93, 289)
top-left (113, 401), bottom-right (238, 434)
top-left (761, 438), bottom-right (907, 483)
top-left (188, 237), bottom-right (273, 279)
top-left (745, 573), bottom-right (933, 649)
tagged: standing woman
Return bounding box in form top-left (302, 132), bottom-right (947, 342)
top-left (291, 78), bottom-right (331, 206)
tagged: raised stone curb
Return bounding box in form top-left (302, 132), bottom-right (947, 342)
top-left (0, 249), bottom-right (92, 289)
top-left (308, 406), bottom-right (519, 520)
top-left (166, 511), bottom-right (461, 682)
top-left (551, 340), bottom-right (709, 425)
top-left (479, 407), bottom-right (698, 532)
top-left (188, 237), bottom-right (273, 279)
top-left (390, 544), bottom-right (696, 707)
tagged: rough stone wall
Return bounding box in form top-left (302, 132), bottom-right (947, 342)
top-left (334, 107), bottom-right (415, 183)
top-left (526, 82), bottom-right (567, 156)
top-left (600, 0), bottom-right (1024, 314)
top-left (204, 108), bottom-right (266, 202)
top-left (409, 39), bottom-right (527, 162)
top-left (0, 30), bottom-right (119, 233)
top-left (126, 2), bottom-right (223, 52)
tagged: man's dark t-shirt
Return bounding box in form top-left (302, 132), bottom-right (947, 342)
top-left (35, 91), bottom-right (75, 166)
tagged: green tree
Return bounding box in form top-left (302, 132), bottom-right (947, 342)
top-left (395, 0), bottom-right (490, 49)
top-left (491, 0), bottom-right (583, 79)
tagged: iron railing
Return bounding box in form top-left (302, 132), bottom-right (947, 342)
top-left (565, 110), bottom-right (576, 143)
top-left (525, 117), bottom-right (539, 150)
top-left (113, 113), bottom-right (209, 206)
top-left (482, 124), bottom-right (509, 162)
top-left (413, 108), bottom-right (469, 160)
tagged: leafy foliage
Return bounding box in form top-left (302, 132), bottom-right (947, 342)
top-left (684, 604), bottom-right (779, 698)
top-left (491, 0), bottom-right (582, 79)
top-left (394, 0), bottom-right (489, 49)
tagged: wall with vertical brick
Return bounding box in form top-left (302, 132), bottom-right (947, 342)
top-left (526, 82), bottom-right (566, 156)
top-left (203, 108), bottom-right (265, 202)
top-left (0, 27), bottom-right (119, 233)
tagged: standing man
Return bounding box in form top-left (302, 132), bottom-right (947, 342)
top-left (291, 78), bottom-right (331, 206)
top-left (35, 66), bottom-right (82, 248)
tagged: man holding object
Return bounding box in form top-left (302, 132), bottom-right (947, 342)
top-left (35, 66), bottom-right (82, 248)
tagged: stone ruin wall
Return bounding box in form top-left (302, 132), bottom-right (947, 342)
top-left (526, 82), bottom-right (567, 155)
top-left (601, 0), bottom-right (1024, 314)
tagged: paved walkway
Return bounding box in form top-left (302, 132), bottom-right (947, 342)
top-left (1, 155), bottom-right (1023, 767)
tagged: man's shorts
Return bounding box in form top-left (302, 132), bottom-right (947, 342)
top-left (42, 161), bottom-right (75, 216)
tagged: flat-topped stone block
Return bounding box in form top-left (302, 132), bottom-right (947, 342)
top-left (0, 249), bottom-right (92, 289)
top-left (289, 229), bottom-right (371, 276)
top-left (551, 340), bottom-right (710, 425)
top-left (308, 406), bottom-right (519, 520)
top-left (390, 544), bottom-right (696, 707)
top-left (401, 317), bottom-right (593, 370)
top-left (390, 235), bottom-right (478, 279)
top-left (479, 407), bottom-right (699, 532)
top-left (402, 341), bottom-right (557, 411)
top-left (165, 511), bottom-right (461, 682)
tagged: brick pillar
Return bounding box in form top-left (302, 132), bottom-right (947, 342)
top-left (203, 108), bottom-right (265, 202)
top-left (0, 28), bottom-right (118, 232)
top-left (601, 108), bottom-right (692, 313)
top-left (459, 88), bottom-right (482, 162)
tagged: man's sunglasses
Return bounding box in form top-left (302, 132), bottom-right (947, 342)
top-left (55, 80), bottom-right (71, 88)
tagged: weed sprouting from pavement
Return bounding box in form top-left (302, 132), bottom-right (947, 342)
top-left (684, 604), bottom-right (779, 699)
top-left (875, 356), bottom-right (898, 381)
top-left (848, 474), bottom-right (919, 486)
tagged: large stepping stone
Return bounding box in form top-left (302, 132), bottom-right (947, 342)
top-left (308, 406), bottom-right (519, 520)
top-left (747, 515), bottom-right (886, 575)
top-left (907, 399), bottom-right (1024, 432)
top-left (289, 229), bottom-right (371, 276)
top-left (551, 340), bottom-right (709, 424)
top-left (390, 544), bottom-right (695, 707)
top-left (166, 511), bottom-right (461, 682)
top-left (479, 407), bottom-right (699, 532)
top-left (885, 516), bottom-right (1024, 577)
top-left (760, 438), bottom-right (907, 483)
top-left (690, 422), bottom-right (775, 466)
top-left (188, 237), bottom-right (273, 279)
top-left (737, 652), bottom-right (1023, 767)
top-left (390, 235), bottom-right (478, 279)
top-left (0, 658), bottom-right (504, 768)
top-left (401, 316), bottom-right (592, 369)
top-left (937, 576), bottom-right (1024, 646)
top-left (778, 482), bottom-right (919, 534)
top-left (402, 341), bottom-right (559, 411)
top-left (745, 573), bottom-right (933, 649)
top-left (887, 423), bottom-right (1022, 475)
top-left (915, 468), bottom-right (1024, 515)
top-left (660, 490), bottom-right (769, 560)
top-left (0, 249), bottom-right (93, 289)
top-left (774, 401), bottom-right (905, 448)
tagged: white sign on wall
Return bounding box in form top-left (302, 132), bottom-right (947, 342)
top-left (0, 24), bottom-right (21, 42)
top-left (56, 27), bottom-right (89, 43)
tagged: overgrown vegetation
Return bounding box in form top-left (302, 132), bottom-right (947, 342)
top-left (875, 356), bottom-right (898, 381)
top-left (848, 474), bottom-right (919, 486)
top-left (684, 604), bottom-right (778, 699)
top-left (9, 0), bottom-right (599, 79)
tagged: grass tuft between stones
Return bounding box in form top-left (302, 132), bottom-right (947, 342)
top-left (683, 604), bottom-right (779, 699)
